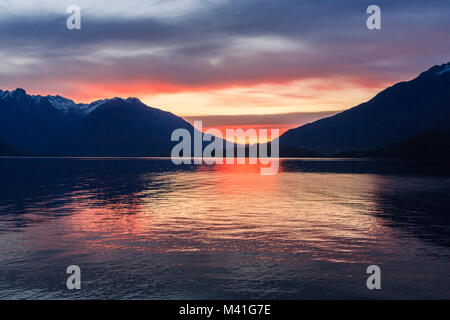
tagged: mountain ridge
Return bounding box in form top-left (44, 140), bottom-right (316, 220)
top-left (0, 88), bottom-right (197, 156)
top-left (279, 62), bottom-right (450, 153)
top-left (1, 62), bottom-right (449, 157)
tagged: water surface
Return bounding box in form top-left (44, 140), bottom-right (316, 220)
top-left (0, 158), bottom-right (449, 299)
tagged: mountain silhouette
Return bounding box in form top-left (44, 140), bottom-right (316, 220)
top-left (1, 62), bottom-right (449, 157)
top-left (0, 89), bottom-right (197, 156)
top-left (279, 62), bottom-right (450, 154)
top-left (0, 139), bottom-right (26, 156)
top-left (62, 97), bottom-right (197, 156)
top-left (374, 115), bottom-right (450, 159)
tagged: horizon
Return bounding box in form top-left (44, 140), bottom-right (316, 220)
top-left (1, 0), bottom-right (450, 304)
top-left (1, 0), bottom-right (450, 136)
top-left (2, 60), bottom-right (448, 141)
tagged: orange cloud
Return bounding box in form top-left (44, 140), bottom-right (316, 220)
top-left (202, 124), bottom-right (288, 144)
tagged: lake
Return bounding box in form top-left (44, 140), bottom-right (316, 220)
top-left (0, 157), bottom-right (449, 299)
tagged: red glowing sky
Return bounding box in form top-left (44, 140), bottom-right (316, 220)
top-left (1, 1), bottom-right (449, 132)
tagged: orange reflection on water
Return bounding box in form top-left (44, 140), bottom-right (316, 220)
top-left (200, 160), bottom-right (282, 195)
top-left (38, 160), bottom-right (395, 263)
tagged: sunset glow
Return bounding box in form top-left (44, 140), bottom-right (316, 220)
top-left (1, 0), bottom-right (449, 131)
top-left (1, 0), bottom-right (450, 302)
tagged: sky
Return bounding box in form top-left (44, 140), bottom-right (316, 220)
top-left (0, 0), bottom-right (449, 134)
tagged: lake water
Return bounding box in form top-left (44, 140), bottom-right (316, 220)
top-left (0, 158), bottom-right (449, 299)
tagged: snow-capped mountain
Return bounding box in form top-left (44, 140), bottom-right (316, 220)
top-left (40, 95), bottom-right (103, 116)
top-left (437, 65), bottom-right (450, 75)
top-left (1, 62), bottom-right (449, 157)
top-left (0, 88), bottom-right (145, 117)
top-left (0, 88), bottom-right (196, 156)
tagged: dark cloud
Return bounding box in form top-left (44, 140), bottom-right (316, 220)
top-left (0, 0), bottom-right (449, 95)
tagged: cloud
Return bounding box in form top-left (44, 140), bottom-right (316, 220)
top-left (0, 0), bottom-right (224, 21)
top-left (0, 0), bottom-right (449, 120)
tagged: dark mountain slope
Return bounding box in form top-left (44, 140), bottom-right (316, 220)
top-left (0, 89), bottom-right (74, 154)
top-left (65, 98), bottom-right (195, 156)
top-left (0, 140), bottom-right (26, 156)
top-left (280, 62), bottom-right (450, 153)
top-left (375, 116), bottom-right (450, 159)
top-left (0, 89), bottom-right (199, 156)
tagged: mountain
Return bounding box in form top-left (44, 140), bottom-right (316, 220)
top-left (374, 116), bottom-right (450, 159)
top-left (0, 89), bottom-right (196, 156)
top-left (0, 88), bottom-right (73, 155)
top-left (63, 97), bottom-right (195, 156)
top-left (2, 62), bottom-right (449, 158)
top-left (279, 62), bottom-right (450, 153)
top-left (0, 140), bottom-right (26, 156)
top-left (375, 131), bottom-right (450, 159)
